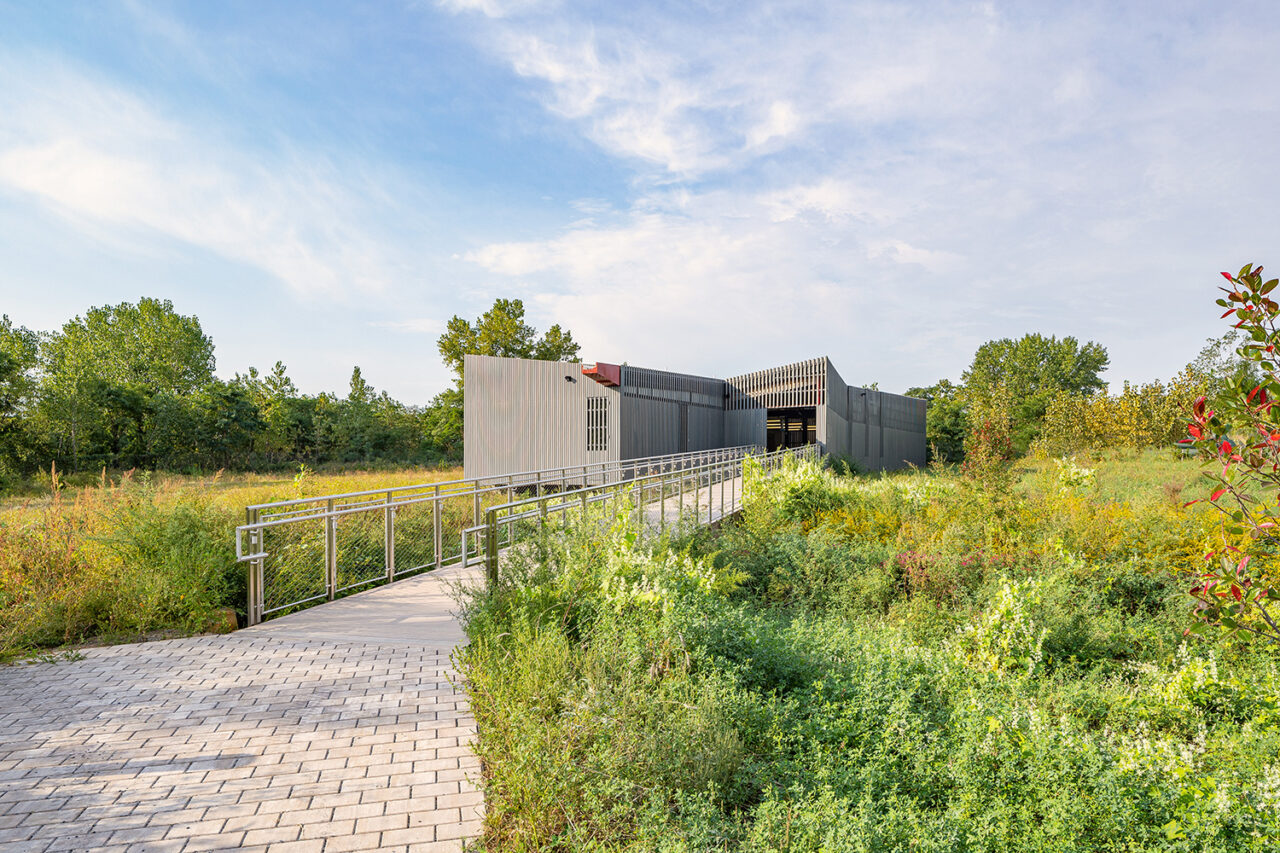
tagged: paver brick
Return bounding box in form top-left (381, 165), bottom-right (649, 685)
top-left (320, 831), bottom-right (384, 852)
top-left (241, 824), bottom-right (301, 846)
top-left (0, 576), bottom-right (484, 853)
top-left (180, 830), bottom-right (247, 850)
top-left (436, 819), bottom-right (484, 841)
top-left (354, 812), bottom-right (409, 834)
top-left (382, 826), bottom-right (441, 846)
top-left (262, 839), bottom-right (325, 853)
top-left (223, 812), bottom-right (280, 833)
top-left (407, 808), bottom-right (461, 827)
top-left (299, 818), bottom-right (356, 839)
top-left (332, 801), bottom-right (385, 822)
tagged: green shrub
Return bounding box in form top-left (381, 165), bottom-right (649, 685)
top-left (462, 454), bottom-right (1280, 852)
top-left (0, 480), bottom-right (239, 657)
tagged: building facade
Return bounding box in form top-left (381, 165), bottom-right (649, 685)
top-left (463, 354), bottom-right (927, 479)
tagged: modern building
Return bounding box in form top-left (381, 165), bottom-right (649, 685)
top-left (462, 354), bottom-right (927, 479)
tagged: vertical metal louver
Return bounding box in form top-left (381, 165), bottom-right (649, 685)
top-left (724, 357), bottom-right (828, 411)
top-left (586, 397), bottom-right (609, 451)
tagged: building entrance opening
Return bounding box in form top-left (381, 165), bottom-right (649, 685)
top-left (767, 406), bottom-right (816, 451)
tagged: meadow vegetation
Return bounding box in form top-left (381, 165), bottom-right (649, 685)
top-left (0, 465), bottom-right (461, 659)
top-left (459, 452), bottom-right (1280, 851)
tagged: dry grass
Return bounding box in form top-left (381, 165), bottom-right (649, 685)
top-left (0, 465), bottom-right (462, 659)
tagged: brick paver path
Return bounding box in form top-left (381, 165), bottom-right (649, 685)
top-left (0, 563), bottom-right (484, 852)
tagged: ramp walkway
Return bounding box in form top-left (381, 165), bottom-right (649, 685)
top-left (0, 446), bottom-right (814, 852)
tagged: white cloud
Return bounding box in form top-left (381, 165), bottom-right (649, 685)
top-left (760, 179), bottom-right (893, 225)
top-left (866, 240), bottom-right (963, 274)
top-left (464, 188), bottom-right (977, 381)
top-left (445, 1), bottom-right (1280, 388)
top-left (0, 57), bottom-right (406, 300)
top-left (745, 101), bottom-right (802, 150)
top-left (434, 0), bottom-right (549, 19)
top-left (369, 317), bottom-right (444, 334)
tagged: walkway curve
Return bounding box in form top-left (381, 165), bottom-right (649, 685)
top-left (0, 563), bottom-right (485, 853)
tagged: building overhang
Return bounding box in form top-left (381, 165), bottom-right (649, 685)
top-left (582, 362), bottom-right (621, 387)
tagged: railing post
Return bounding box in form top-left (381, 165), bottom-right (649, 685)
top-left (710, 464), bottom-right (715, 523)
top-left (660, 470), bottom-right (666, 531)
top-left (385, 491), bottom-right (395, 582)
top-left (325, 498), bottom-right (337, 601)
top-left (246, 507), bottom-right (264, 626)
top-left (485, 508), bottom-right (499, 588)
top-left (695, 466), bottom-right (701, 525)
top-left (679, 468), bottom-right (685, 524)
top-left (434, 485), bottom-right (443, 570)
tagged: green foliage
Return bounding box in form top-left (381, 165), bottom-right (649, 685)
top-left (963, 333), bottom-right (1110, 454)
top-left (0, 477), bottom-right (240, 657)
top-left (1053, 455), bottom-right (1096, 492)
top-left (44, 297), bottom-right (216, 395)
top-left (0, 293), bottom-right (583, 487)
top-left (905, 379), bottom-right (968, 462)
top-left (462, 453), bottom-right (1280, 851)
top-left (1033, 370), bottom-right (1206, 457)
top-left (0, 316), bottom-right (39, 484)
top-left (433, 298), bottom-right (581, 453)
top-left (961, 384), bottom-right (1015, 495)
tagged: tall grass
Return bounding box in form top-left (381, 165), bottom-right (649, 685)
top-left (0, 465), bottom-right (462, 659)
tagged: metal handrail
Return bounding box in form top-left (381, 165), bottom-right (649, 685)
top-left (474, 444), bottom-right (819, 587)
top-left (245, 445), bottom-right (761, 517)
top-left (236, 444), bottom-right (766, 624)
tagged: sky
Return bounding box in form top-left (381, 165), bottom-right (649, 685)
top-left (1, 0), bottom-right (1278, 403)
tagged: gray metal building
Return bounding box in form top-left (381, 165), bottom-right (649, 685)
top-left (463, 353), bottom-right (927, 479)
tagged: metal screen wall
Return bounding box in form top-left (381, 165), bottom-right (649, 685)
top-left (724, 357), bottom-right (828, 410)
top-left (464, 354), bottom-right (620, 479)
top-left (618, 364), bottom-right (727, 459)
top-left (619, 365), bottom-right (724, 409)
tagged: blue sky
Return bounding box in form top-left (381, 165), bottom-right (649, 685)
top-left (2, 0), bottom-right (1278, 403)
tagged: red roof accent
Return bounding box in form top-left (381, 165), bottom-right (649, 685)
top-left (582, 362), bottom-right (621, 387)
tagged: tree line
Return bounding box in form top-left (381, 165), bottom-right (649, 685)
top-left (908, 331), bottom-right (1254, 462)
top-left (0, 296), bottom-right (579, 489)
top-left (0, 293), bottom-right (1241, 488)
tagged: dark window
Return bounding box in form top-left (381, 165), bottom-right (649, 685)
top-left (587, 397), bottom-right (608, 452)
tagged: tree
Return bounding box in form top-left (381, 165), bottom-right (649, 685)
top-left (43, 298), bottom-right (214, 395)
top-left (0, 316), bottom-right (38, 477)
top-left (195, 381), bottom-right (264, 469)
top-left (38, 298), bottom-right (216, 469)
top-left (424, 386), bottom-right (463, 459)
top-left (235, 361), bottom-right (301, 462)
top-left (905, 379), bottom-right (968, 462)
top-left (437, 298), bottom-right (580, 379)
top-left (963, 333), bottom-right (1109, 454)
top-left (433, 299), bottom-right (581, 455)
